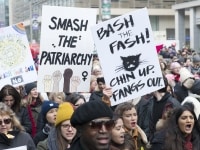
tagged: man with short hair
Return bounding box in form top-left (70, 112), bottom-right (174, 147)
top-left (69, 100), bottom-right (114, 150)
top-left (89, 77), bottom-right (106, 102)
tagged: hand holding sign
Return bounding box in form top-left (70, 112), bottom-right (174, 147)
top-left (102, 86), bottom-right (112, 106)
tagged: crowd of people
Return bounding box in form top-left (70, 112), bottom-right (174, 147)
top-left (0, 45), bottom-right (200, 150)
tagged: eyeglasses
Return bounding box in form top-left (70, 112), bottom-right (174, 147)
top-left (88, 120), bottom-right (114, 131)
top-left (0, 118), bottom-right (12, 125)
top-left (61, 124), bottom-right (73, 130)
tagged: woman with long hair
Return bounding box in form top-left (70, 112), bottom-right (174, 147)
top-left (0, 102), bottom-right (35, 149)
top-left (24, 82), bottom-right (44, 137)
top-left (151, 102), bottom-right (200, 150)
top-left (0, 84), bottom-right (32, 134)
top-left (37, 102), bottom-right (77, 150)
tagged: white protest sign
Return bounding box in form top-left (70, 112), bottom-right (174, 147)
top-left (37, 6), bottom-right (96, 93)
top-left (92, 8), bottom-right (164, 106)
top-left (0, 23), bottom-right (37, 89)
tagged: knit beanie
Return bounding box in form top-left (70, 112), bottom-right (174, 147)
top-left (41, 101), bottom-right (59, 117)
top-left (179, 68), bottom-right (194, 89)
top-left (70, 100), bottom-right (113, 127)
top-left (193, 55), bottom-right (200, 63)
top-left (24, 82), bottom-right (37, 95)
top-left (170, 62), bottom-right (181, 70)
top-left (179, 68), bottom-right (194, 83)
top-left (55, 102), bottom-right (74, 126)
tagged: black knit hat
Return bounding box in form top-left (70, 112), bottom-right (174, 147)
top-left (24, 82), bottom-right (37, 95)
top-left (70, 100), bottom-right (113, 127)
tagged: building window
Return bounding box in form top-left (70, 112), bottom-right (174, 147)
top-left (166, 28), bottom-right (175, 40)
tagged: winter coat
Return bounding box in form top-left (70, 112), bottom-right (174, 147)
top-left (37, 128), bottom-right (58, 150)
top-left (124, 127), bottom-right (148, 150)
top-left (17, 106), bottom-right (32, 134)
top-left (69, 136), bottom-right (114, 150)
top-left (89, 91), bottom-right (103, 102)
top-left (174, 79), bottom-right (200, 103)
top-left (37, 139), bottom-right (48, 150)
top-left (27, 102), bottom-right (42, 137)
top-left (150, 130), bottom-right (165, 150)
top-left (34, 124), bottom-right (53, 146)
top-left (0, 131), bottom-right (36, 150)
top-left (140, 92), bottom-right (180, 140)
top-left (36, 111), bottom-right (45, 133)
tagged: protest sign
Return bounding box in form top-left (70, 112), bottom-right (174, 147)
top-left (0, 23), bottom-right (37, 89)
top-left (92, 8), bottom-right (164, 106)
top-left (37, 6), bottom-right (96, 93)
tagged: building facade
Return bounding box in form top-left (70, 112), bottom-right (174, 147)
top-left (172, 1), bottom-right (200, 51)
top-left (8, 0), bottom-right (196, 50)
top-left (0, 0), bottom-right (9, 27)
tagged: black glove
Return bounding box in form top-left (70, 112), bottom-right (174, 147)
top-left (42, 123), bottom-right (52, 135)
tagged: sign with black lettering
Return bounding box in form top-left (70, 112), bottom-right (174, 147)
top-left (37, 6), bottom-right (96, 93)
top-left (92, 8), bottom-right (164, 106)
top-left (0, 23), bottom-right (37, 89)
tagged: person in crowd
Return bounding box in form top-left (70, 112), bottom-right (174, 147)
top-left (110, 114), bottom-right (135, 150)
top-left (14, 85), bottom-right (26, 100)
top-left (48, 92), bottom-right (66, 104)
top-left (122, 133), bottom-right (136, 150)
top-left (138, 76), bottom-right (180, 142)
top-left (34, 101), bottom-right (58, 146)
top-left (150, 102), bottom-right (200, 150)
top-left (70, 100), bottom-right (114, 150)
top-left (115, 102), bottom-right (148, 150)
top-left (66, 92), bottom-right (86, 109)
top-left (0, 102), bottom-right (35, 149)
top-left (191, 54), bottom-right (200, 77)
top-left (174, 67), bottom-right (200, 102)
top-left (0, 84), bottom-right (32, 134)
top-left (89, 77), bottom-right (113, 107)
top-left (110, 114), bottom-right (125, 149)
top-left (37, 102), bottom-right (76, 150)
top-left (24, 82), bottom-right (43, 137)
top-left (181, 96), bottom-right (200, 122)
top-left (91, 58), bottom-right (103, 77)
top-left (184, 58), bottom-right (193, 72)
top-left (169, 61), bottom-right (182, 83)
top-left (89, 76), bottom-right (106, 101)
top-left (90, 75), bottom-right (97, 93)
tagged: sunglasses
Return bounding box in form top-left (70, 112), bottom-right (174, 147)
top-left (88, 120), bottom-right (114, 131)
top-left (0, 118), bottom-right (11, 125)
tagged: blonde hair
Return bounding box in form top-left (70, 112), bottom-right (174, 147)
top-left (0, 102), bottom-right (24, 131)
top-left (25, 92), bottom-right (43, 106)
top-left (48, 92), bottom-right (66, 102)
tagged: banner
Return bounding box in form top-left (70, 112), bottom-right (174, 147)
top-left (0, 23), bottom-right (37, 89)
top-left (92, 8), bottom-right (164, 106)
top-left (37, 6), bottom-right (96, 93)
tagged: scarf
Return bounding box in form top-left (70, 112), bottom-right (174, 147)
top-left (27, 105), bottom-right (36, 137)
top-left (184, 134), bottom-right (192, 150)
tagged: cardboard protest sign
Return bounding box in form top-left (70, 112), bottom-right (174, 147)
top-left (92, 8), bottom-right (164, 106)
top-left (0, 23), bottom-right (37, 89)
top-left (37, 6), bottom-right (96, 93)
